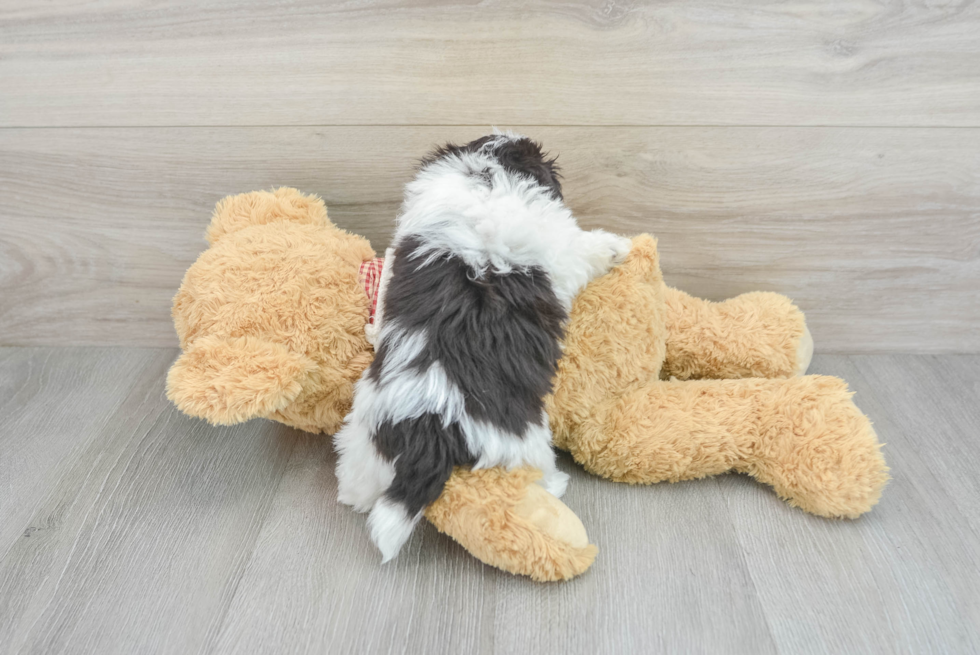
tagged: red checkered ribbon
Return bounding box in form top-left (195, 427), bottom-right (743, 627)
top-left (359, 257), bottom-right (385, 324)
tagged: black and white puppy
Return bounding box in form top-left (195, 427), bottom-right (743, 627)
top-left (335, 133), bottom-right (631, 561)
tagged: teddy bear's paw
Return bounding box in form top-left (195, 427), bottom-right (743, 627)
top-left (514, 482), bottom-right (588, 550)
top-left (425, 467), bottom-right (597, 581)
top-left (795, 325), bottom-right (814, 375)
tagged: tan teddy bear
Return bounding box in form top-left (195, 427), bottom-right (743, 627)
top-left (167, 188), bottom-right (888, 581)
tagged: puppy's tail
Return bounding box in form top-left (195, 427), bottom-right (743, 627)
top-left (366, 414), bottom-right (470, 562)
top-left (367, 497), bottom-right (424, 563)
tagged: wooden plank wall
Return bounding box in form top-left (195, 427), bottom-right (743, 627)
top-left (1, 1), bottom-right (978, 351)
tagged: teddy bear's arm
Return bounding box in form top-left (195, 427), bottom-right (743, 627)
top-left (425, 467), bottom-right (597, 581)
top-left (661, 286), bottom-right (813, 380)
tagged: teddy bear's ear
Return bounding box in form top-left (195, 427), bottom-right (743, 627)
top-left (166, 335), bottom-right (317, 425)
top-left (205, 187), bottom-right (331, 245)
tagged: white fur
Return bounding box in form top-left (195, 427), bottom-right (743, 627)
top-left (458, 412), bottom-right (567, 497)
top-left (368, 497), bottom-right (422, 563)
top-left (336, 132), bottom-right (626, 562)
top-left (397, 134), bottom-right (631, 309)
top-left (347, 326), bottom-right (467, 428)
top-left (335, 412), bottom-right (395, 513)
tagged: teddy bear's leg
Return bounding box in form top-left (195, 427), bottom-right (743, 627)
top-left (425, 467), bottom-right (598, 582)
top-left (566, 375), bottom-right (888, 518)
top-left (662, 286), bottom-right (813, 380)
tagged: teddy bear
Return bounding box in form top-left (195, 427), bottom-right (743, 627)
top-left (167, 188), bottom-right (888, 581)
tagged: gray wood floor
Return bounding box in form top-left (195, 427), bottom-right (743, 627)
top-left (1, 348), bottom-right (977, 654)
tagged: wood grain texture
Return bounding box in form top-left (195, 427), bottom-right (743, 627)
top-left (0, 348), bottom-right (299, 654)
top-left (211, 445), bottom-right (778, 655)
top-left (1, 348), bottom-right (978, 654)
top-left (2, 0), bottom-right (979, 127)
top-left (0, 348), bottom-right (173, 555)
top-left (720, 354), bottom-right (980, 655)
top-left (2, 126), bottom-right (978, 352)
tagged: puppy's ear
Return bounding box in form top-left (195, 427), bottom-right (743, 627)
top-left (419, 136), bottom-right (496, 170)
top-left (494, 138), bottom-right (563, 200)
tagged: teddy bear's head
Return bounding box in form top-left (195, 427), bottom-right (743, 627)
top-left (166, 188), bottom-right (376, 434)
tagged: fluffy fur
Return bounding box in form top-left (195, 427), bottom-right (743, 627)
top-left (335, 134), bottom-right (630, 561)
top-left (547, 236), bottom-right (888, 519)
top-left (424, 467), bottom-right (597, 582)
top-left (168, 188), bottom-right (885, 582)
top-left (167, 188), bottom-right (374, 434)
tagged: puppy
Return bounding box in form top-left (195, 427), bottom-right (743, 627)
top-left (335, 133), bottom-right (631, 561)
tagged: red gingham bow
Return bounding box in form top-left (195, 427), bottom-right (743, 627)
top-left (358, 257), bottom-right (385, 324)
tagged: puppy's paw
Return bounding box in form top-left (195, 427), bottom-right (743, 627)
top-left (337, 476), bottom-right (381, 513)
top-left (586, 230), bottom-right (632, 274)
top-left (337, 488), bottom-right (372, 513)
top-left (609, 234), bottom-right (633, 264)
top-left (539, 470), bottom-right (570, 498)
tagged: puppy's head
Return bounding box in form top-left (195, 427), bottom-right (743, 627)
top-left (421, 134), bottom-right (563, 200)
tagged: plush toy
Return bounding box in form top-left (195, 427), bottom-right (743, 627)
top-left (167, 188), bottom-right (888, 581)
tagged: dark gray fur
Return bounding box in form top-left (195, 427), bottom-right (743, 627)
top-left (372, 236), bottom-right (566, 434)
top-left (420, 135), bottom-right (563, 200)
top-left (367, 137), bottom-right (567, 517)
top-left (371, 414), bottom-right (471, 517)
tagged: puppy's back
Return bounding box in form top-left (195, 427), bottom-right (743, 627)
top-left (375, 236), bottom-right (565, 433)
